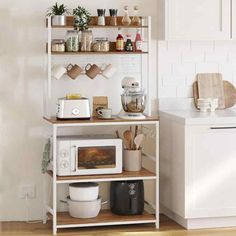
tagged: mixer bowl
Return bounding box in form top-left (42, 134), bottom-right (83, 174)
top-left (121, 91), bottom-right (146, 113)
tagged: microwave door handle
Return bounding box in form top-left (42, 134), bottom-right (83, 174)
top-left (72, 145), bottom-right (77, 172)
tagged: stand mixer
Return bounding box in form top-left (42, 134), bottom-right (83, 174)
top-left (118, 77), bottom-right (146, 120)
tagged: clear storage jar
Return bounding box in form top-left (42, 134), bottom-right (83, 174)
top-left (66, 30), bottom-right (79, 52)
top-left (92, 38), bottom-right (110, 52)
top-left (81, 30), bottom-right (93, 52)
top-left (51, 39), bottom-right (65, 52)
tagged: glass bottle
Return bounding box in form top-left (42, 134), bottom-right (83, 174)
top-left (81, 30), bottom-right (93, 52)
top-left (131, 6), bottom-right (141, 26)
top-left (66, 30), bottom-right (79, 52)
top-left (122, 6), bottom-right (131, 26)
top-left (125, 34), bottom-right (133, 52)
top-left (116, 28), bottom-right (124, 51)
top-left (135, 29), bottom-right (142, 52)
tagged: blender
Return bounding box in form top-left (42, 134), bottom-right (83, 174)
top-left (119, 77), bottom-right (146, 119)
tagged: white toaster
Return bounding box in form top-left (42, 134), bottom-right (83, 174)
top-left (56, 97), bottom-right (91, 119)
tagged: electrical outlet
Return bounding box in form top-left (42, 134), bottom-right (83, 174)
top-left (18, 184), bottom-right (36, 199)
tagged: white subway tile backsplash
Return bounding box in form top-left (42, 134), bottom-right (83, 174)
top-left (158, 40), bottom-right (236, 100)
top-left (205, 52), bottom-right (228, 63)
top-left (186, 73), bottom-right (197, 86)
top-left (172, 63), bottom-right (196, 75)
top-left (196, 62), bottom-right (219, 73)
top-left (176, 86), bottom-right (193, 98)
top-left (167, 41), bottom-right (191, 53)
top-left (182, 51), bottom-right (205, 63)
top-left (190, 40), bottom-right (214, 52)
top-left (158, 86), bottom-right (177, 98)
top-left (162, 75), bottom-right (186, 87)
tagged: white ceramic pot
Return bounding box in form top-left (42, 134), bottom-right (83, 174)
top-left (52, 15), bottom-right (66, 26)
top-left (67, 196), bottom-right (102, 219)
top-left (123, 149), bottom-right (142, 171)
top-left (69, 182), bottom-right (99, 201)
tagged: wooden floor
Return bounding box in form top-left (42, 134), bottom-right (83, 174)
top-left (1, 215), bottom-right (236, 236)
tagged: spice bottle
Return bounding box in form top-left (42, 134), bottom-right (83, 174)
top-left (135, 29), bottom-right (142, 52)
top-left (122, 6), bottom-right (131, 26)
top-left (131, 6), bottom-right (141, 26)
top-left (125, 34), bottom-right (133, 52)
top-left (116, 28), bottom-right (124, 51)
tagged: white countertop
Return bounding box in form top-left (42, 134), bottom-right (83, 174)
top-left (160, 109), bottom-right (236, 125)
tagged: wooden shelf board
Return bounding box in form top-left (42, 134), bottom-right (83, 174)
top-left (47, 210), bottom-right (156, 226)
top-left (43, 116), bottom-right (159, 125)
top-left (50, 51), bottom-right (148, 55)
top-left (46, 16), bottom-right (148, 29)
top-left (50, 25), bottom-right (148, 29)
top-left (47, 168), bottom-right (156, 182)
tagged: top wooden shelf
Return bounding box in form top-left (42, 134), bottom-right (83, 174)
top-left (46, 16), bottom-right (148, 29)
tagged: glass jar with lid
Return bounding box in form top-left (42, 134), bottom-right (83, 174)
top-left (51, 39), bottom-right (65, 52)
top-left (81, 30), bottom-right (93, 52)
top-left (66, 30), bottom-right (79, 52)
top-left (92, 38), bottom-right (110, 52)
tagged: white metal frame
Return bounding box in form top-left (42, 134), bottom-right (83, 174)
top-left (43, 120), bottom-right (159, 235)
top-left (44, 15), bottom-right (156, 235)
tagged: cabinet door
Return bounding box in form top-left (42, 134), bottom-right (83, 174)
top-left (232, 0), bottom-right (236, 39)
top-left (186, 125), bottom-right (236, 218)
top-left (166, 0), bottom-right (231, 40)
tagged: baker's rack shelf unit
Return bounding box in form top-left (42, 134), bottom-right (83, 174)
top-left (44, 16), bottom-right (158, 235)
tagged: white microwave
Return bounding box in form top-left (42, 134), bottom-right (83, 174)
top-left (54, 135), bottom-right (122, 176)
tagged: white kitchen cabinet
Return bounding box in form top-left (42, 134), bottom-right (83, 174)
top-left (186, 125), bottom-right (236, 218)
top-left (160, 110), bottom-right (236, 229)
top-left (157, 0), bottom-right (231, 40)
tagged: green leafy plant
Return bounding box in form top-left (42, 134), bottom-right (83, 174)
top-left (73, 6), bottom-right (91, 31)
top-left (46, 2), bottom-right (70, 16)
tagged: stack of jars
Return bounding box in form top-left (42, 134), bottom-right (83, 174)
top-left (65, 30), bottom-right (93, 52)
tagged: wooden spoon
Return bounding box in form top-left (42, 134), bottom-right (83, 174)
top-left (123, 130), bottom-right (133, 150)
top-left (134, 134), bottom-right (144, 150)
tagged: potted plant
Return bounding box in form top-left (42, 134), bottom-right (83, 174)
top-left (73, 6), bottom-right (91, 31)
top-left (46, 2), bottom-right (70, 26)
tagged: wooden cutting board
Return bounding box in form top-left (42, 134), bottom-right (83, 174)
top-left (224, 81), bottom-right (236, 108)
top-left (197, 73), bottom-right (225, 109)
top-left (193, 81), bottom-right (236, 109)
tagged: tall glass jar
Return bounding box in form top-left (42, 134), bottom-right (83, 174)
top-left (81, 30), bottom-right (93, 52)
top-left (66, 30), bottom-right (79, 52)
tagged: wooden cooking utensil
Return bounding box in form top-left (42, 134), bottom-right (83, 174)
top-left (123, 130), bottom-right (133, 150)
top-left (224, 81), bottom-right (236, 108)
top-left (134, 134), bottom-right (144, 150)
top-left (197, 73), bottom-right (225, 109)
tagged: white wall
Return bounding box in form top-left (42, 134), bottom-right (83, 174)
top-left (158, 40), bottom-right (236, 99)
top-left (0, 0), bottom-right (158, 221)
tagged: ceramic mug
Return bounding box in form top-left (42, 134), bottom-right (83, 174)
top-left (97, 108), bottom-right (112, 119)
top-left (101, 64), bottom-right (117, 79)
top-left (85, 64), bottom-right (101, 79)
top-left (66, 64), bottom-right (83, 80)
top-left (51, 65), bottom-right (67, 80)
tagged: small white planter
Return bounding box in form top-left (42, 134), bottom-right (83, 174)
top-left (123, 149), bottom-right (142, 171)
top-left (52, 15), bottom-right (66, 26)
